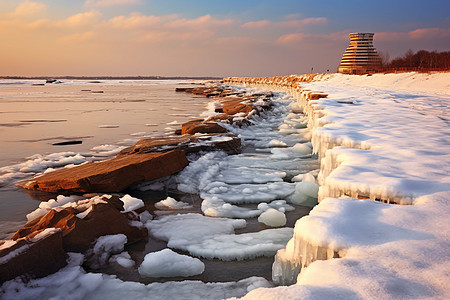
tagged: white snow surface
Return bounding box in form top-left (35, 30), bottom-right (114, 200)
top-left (155, 197), bottom-right (193, 210)
top-left (229, 72), bottom-right (450, 300)
top-left (138, 249), bottom-right (205, 278)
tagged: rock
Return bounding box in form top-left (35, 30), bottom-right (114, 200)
top-left (119, 134), bottom-right (241, 155)
top-left (52, 140), bottom-right (83, 146)
top-left (20, 150), bottom-right (188, 194)
top-left (307, 92), bottom-right (328, 100)
top-left (0, 229), bottom-right (68, 283)
top-left (175, 87), bottom-right (194, 92)
top-left (12, 197), bottom-right (148, 253)
top-left (221, 98), bottom-right (253, 116)
top-left (181, 119), bottom-right (227, 135)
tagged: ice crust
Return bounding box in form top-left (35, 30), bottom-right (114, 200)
top-left (227, 72), bottom-right (450, 299)
top-left (146, 213), bottom-right (293, 261)
top-left (0, 253), bottom-right (272, 300)
top-left (138, 249), bottom-right (205, 278)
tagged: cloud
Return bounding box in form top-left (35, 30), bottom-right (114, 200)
top-left (377, 28), bottom-right (450, 41)
top-left (59, 31), bottom-right (95, 43)
top-left (27, 11), bottom-right (102, 29)
top-left (242, 17), bottom-right (327, 29)
top-left (277, 33), bottom-right (306, 44)
top-left (408, 27), bottom-right (450, 39)
top-left (8, 1), bottom-right (46, 18)
top-left (84, 0), bottom-right (143, 7)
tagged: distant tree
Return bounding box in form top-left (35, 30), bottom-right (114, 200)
top-left (384, 49), bottom-right (450, 70)
top-left (378, 50), bottom-right (391, 67)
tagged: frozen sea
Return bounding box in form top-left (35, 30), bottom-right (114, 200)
top-left (0, 79), bottom-right (317, 292)
top-left (0, 79), bottom-right (212, 239)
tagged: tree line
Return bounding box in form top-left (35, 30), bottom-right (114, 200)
top-left (380, 49), bottom-right (450, 71)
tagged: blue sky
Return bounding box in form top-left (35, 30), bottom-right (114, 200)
top-left (1, 0), bottom-right (449, 76)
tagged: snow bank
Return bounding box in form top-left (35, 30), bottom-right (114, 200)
top-left (138, 249), bottom-right (204, 278)
top-left (226, 72), bottom-right (450, 299)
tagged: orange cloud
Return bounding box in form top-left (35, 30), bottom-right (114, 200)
top-left (7, 1), bottom-right (46, 19)
top-left (277, 33), bottom-right (306, 44)
top-left (84, 0), bottom-right (143, 7)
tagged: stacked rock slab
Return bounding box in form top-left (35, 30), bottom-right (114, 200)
top-left (338, 33), bottom-right (382, 75)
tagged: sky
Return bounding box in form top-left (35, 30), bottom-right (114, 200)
top-left (0, 0), bottom-right (449, 77)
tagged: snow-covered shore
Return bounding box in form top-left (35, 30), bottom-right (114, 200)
top-left (225, 72), bottom-right (450, 299)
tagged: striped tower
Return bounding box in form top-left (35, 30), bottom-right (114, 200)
top-left (338, 33), bottom-right (382, 74)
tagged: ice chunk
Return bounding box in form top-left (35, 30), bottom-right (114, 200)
top-left (291, 143), bottom-right (312, 155)
top-left (155, 197), bottom-right (193, 210)
top-left (110, 252), bottom-right (135, 268)
top-left (138, 249), bottom-right (205, 278)
top-left (146, 213), bottom-right (292, 260)
top-left (258, 208), bottom-right (287, 227)
top-left (120, 194), bottom-right (144, 212)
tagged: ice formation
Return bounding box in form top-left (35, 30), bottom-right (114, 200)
top-left (1, 253), bottom-right (272, 300)
top-left (138, 249), bottom-right (205, 278)
top-left (155, 197), bottom-right (193, 210)
top-left (257, 209), bottom-right (287, 227)
top-left (119, 194), bottom-right (144, 212)
top-left (225, 72), bottom-right (450, 299)
top-left (146, 213), bottom-right (293, 261)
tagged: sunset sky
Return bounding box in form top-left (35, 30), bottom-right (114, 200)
top-left (1, 0), bottom-right (449, 77)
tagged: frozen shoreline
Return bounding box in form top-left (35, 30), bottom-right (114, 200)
top-left (225, 72), bottom-right (450, 299)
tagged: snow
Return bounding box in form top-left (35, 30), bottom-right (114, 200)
top-left (146, 213), bottom-right (293, 261)
top-left (138, 249), bottom-right (205, 278)
top-left (155, 197), bottom-right (193, 210)
top-left (92, 234), bottom-right (127, 266)
top-left (226, 72), bottom-right (450, 300)
top-left (119, 194), bottom-right (145, 212)
top-left (0, 253), bottom-right (272, 300)
top-left (257, 209), bottom-right (286, 227)
top-left (109, 251), bottom-right (135, 268)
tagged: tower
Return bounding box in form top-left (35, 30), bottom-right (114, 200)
top-left (338, 33), bottom-right (382, 74)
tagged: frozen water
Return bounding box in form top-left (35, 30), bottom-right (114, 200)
top-left (146, 213), bottom-right (293, 260)
top-left (258, 209), bottom-right (287, 227)
top-left (110, 252), bottom-right (135, 268)
top-left (138, 249), bottom-right (205, 278)
top-left (119, 194), bottom-right (144, 212)
top-left (155, 197), bottom-right (193, 210)
top-left (0, 253), bottom-right (272, 300)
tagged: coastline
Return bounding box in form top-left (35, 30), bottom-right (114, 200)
top-left (225, 72), bottom-right (450, 299)
top-left (1, 73), bottom-right (449, 299)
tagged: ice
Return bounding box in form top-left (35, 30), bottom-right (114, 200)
top-left (268, 139), bottom-right (287, 147)
top-left (201, 181), bottom-right (295, 204)
top-left (90, 234), bottom-right (127, 267)
top-left (201, 196), bottom-right (262, 218)
top-left (119, 194), bottom-right (144, 212)
top-left (1, 252), bottom-right (272, 300)
top-left (109, 252), bottom-right (135, 268)
top-left (258, 208), bottom-right (287, 227)
top-left (138, 249), bottom-right (205, 278)
top-left (155, 197), bottom-right (193, 210)
top-left (146, 213), bottom-right (292, 260)
top-left (26, 195), bottom-right (85, 221)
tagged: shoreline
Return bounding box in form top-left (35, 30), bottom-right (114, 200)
top-left (1, 72), bottom-right (448, 299)
top-left (225, 72), bottom-right (450, 299)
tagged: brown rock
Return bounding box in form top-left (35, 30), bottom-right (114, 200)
top-left (181, 120), bottom-right (227, 135)
top-left (12, 199), bottom-right (148, 253)
top-left (20, 150), bottom-right (189, 194)
top-left (0, 229), bottom-right (68, 283)
top-left (221, 98), bottom-right (253, 116)
top-left (119, 134), bottom-right (241, 155)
